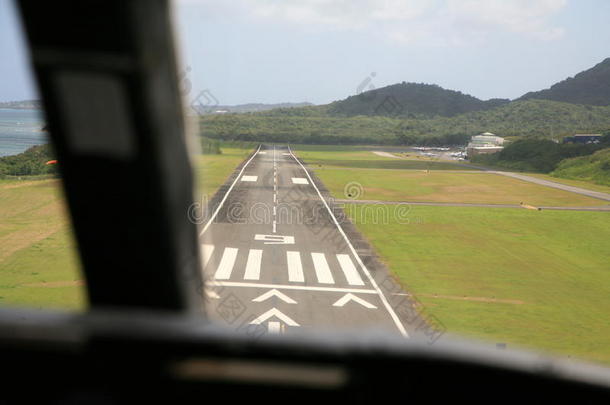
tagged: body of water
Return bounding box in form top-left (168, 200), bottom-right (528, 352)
top-left (0, 108), bottom-right (47, 157)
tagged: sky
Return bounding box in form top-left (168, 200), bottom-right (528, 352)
top-left (2, 0), bottom-right (610, 105)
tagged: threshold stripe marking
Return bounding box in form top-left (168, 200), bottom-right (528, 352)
top-left (214, 247), bottom-right (238, 280)
top-left (311, 253), bottom-right (334, 284)
top-left (287, 251), bottom-right (305, 282)
top-left (244, 249), bottom-right (263, 280)
top-left (336, 254), bottom-right (365, 286)
top-left (200, 244), bottom-right (215, 267)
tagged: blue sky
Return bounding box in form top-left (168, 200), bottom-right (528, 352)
top-left (2, 0), bottom-right (610, 105)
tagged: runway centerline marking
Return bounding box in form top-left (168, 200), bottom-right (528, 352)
top-left (208, 281), bottom-right (377, 294)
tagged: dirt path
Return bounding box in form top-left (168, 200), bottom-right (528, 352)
top-left (372, 151), bottom-right (400, 158)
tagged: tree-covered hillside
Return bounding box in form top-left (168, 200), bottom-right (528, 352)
top-left (470, 139), bottom-right (608, 173)
top-left (519, 58), bottom-right (610, 106)
top-left (325, 82), bottom-right (509, 118)
top-left (0, 144), bottom-right (56, 176)
top-left (200, 100), bottom-right (610, 145)
top-left (551, 148), bottom-right (610, 186)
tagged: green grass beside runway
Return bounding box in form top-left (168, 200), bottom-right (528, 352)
top-left (294, 148), bottom-right (476, 171)
top-left (0, 178), bottom-right (85, 310)
top-left (348, 204), bottom-right (610, 365)
top-left (312, 166), bottom-right (607, 206)
top-left (0, 143), bottom-right (256, 311)
top-left (193, 146), bottom-right (256, 198)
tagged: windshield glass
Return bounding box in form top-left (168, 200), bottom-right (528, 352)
top-left (174, 0), bottom-right (610, 366)
top-left (0, 0), bottom-right (85, 311)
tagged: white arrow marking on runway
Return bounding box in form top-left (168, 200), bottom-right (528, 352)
top-left (252, 289), bottom-right (297, 304)
top-left (250, 308), bottom-right (300, 326)
top-left (333, 293), bottom-right (377, 309)
top-left (268, 321), bottom-right (281, 334)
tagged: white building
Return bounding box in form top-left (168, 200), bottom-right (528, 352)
top-left (467, 132), bottom-right (505, 157)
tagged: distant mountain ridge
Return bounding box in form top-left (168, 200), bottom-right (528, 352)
top-left (201, 102), bottom-right (312, 114)
top-left (0, 100), bottom-right (41, 110)
top-left (518, 58), bottom-right (610, 106)
top-left (327, 82), bottom-right (509, 118)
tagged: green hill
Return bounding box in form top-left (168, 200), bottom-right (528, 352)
top-left (326, 82), bottom-right (509, 118)
top-left (519, 58), bottom-right (610, 106)
top-left (200, 99), bottom-right (610, 145)
top-left (0, 144), bottom-right (56, 176)
top-left (551, 148), bottom-right (610, 186)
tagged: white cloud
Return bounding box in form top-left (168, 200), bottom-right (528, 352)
top-left (175, 0), bottom-right (567, 45)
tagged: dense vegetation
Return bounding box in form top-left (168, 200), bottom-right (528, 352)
top-left (551, 148), bottom-right (610, 186)
top-left (470, 137), bottom-right (610, 173)
top-left (0, 144), bottom-right (57, 176)
top-left (200, 137), bottom-right (222, 154)
top-left (326, 82), bottom-right (509, 117)
top-left (519, 58), bottom-right (610, 106)
top-left (200, 100), bottom-right (610, 146)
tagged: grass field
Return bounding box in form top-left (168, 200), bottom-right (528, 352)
top-left (295, 148), bottom-right (478, 171)
top-left (193, 146), bottom-right (256, 198)
top-left (0, 144), bottom-right (255, 311)
top-left (349, 204), bottom-right (610, 365)
top-left (0, 178), bottom-right (85, 310)
top-left (314, 167), bottom-right (607, 206)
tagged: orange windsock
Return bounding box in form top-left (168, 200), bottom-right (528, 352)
top-left (45, 160), bottom-right (58, 165)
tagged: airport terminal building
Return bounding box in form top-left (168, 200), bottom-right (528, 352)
top-left (466, 132), bottom-right (505, 157)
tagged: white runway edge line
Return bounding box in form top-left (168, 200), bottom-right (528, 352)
top-left (287, 146), bottom-right (409, 337)
top-left (200, 145), bottom-right (261, 236)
